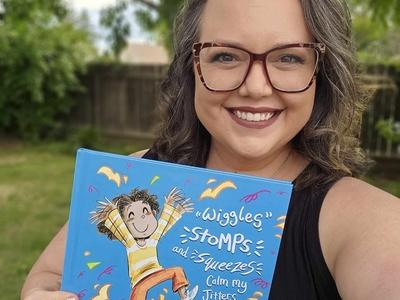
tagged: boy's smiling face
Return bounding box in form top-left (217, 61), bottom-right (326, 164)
top-left (122, 201), bottom-right (158, 239)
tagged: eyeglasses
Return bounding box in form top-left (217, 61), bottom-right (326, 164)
top-left (192, 42), bottom-right (325, 93)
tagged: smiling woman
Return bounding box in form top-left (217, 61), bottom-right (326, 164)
top-left (21, 1), bottom-right (400, 300)
top-left (193, 0), bottom-right (317, 170)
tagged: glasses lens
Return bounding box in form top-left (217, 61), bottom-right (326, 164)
top-left (199, 46), bottom-right (250, 91)
top-left (266, 47), bottom-right (318, 92)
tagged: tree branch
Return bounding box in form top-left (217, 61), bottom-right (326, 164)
top-left (132, 0), bottom-right (158, 11)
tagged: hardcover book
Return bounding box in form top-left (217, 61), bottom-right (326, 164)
top-left (61, 148), bottom-right (292, 300)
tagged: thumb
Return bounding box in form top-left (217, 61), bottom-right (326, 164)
top-left (24, 290), bottom-right (79, 300)
top-left (55, 291), bottom-right (79, 300)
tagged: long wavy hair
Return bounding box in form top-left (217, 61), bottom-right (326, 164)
top-left (151, 0), bottom-right (370, 189)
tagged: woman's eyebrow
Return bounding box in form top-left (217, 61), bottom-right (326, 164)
top-left (209, 39), bottom-right (312, 50)
top-left (210, 39), bottom-right (245, 48)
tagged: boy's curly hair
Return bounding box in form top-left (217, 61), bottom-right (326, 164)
top-left (94, 188), bottom-right (160, 240)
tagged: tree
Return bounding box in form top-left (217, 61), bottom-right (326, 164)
top-left (352, 0), bottom-right (400, 27)
top-left (100, 0), bottom-right (182, 55)
top-left (100, 0), bottom-right (400, 63)
top-left (100, 0), bottom-right (131, 59)
top-left (0, 0), bottom-right (96, 140)
top-left (349, 0), bottom-right (400, 65)
top-left (134, 0), bottom-right (182, 54)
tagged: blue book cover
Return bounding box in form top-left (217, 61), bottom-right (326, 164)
top-left (61, 148), bottom-right (292, 300)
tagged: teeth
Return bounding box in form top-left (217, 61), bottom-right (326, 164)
top-left (234, 110), bottom-right (276, 122)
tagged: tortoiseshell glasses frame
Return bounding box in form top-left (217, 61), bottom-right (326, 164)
top-left (192, 42), bottom-right (326, 93)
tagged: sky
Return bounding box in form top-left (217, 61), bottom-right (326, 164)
top-left (66, 0), bottom-right (118, 11)
top-left (65, 0), bottom-right (152, 51)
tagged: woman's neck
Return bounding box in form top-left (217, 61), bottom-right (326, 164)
top-left (206, 142), bottom-right (309, 181)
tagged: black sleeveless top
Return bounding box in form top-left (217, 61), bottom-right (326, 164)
top-left (142, 149), bottom-right (342, 300)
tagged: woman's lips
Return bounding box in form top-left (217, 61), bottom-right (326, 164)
top-left (227, 107), bottom-right (283, 129)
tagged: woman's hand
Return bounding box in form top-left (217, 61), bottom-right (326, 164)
top-left (20, 225), bottom-right (73, 300)
top-left (22, 289), bottom-right (77, 300)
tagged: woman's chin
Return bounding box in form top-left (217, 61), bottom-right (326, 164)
top-left (229, 144), bottom-right (277, 161)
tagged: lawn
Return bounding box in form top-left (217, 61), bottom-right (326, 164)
top-left (0, 139), bottom-right (148, 300)
top-left (0, 143), bottom-right (75, 299)
top-left (1, 139), bottom-right (399, 300)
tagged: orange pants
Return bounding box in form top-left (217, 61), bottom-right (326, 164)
top-left (130, 267), bottom-right (188, 300)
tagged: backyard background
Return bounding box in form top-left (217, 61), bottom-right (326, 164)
top-left (1, 0), bottom-right (400, 299)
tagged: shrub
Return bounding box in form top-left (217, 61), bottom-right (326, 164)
top-left (376, 118), bottom-right (400, 144)
top-left (0, 0), bottom-right (96, 140)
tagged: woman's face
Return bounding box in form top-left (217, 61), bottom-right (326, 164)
top-left (194, 0), bottom-right (316, 161)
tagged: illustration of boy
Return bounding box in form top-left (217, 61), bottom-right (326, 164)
top-left (91, 187), bottom-right (198, 300)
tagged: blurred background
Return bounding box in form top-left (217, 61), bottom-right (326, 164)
top-left (0, 0), bottom-right (399, 299)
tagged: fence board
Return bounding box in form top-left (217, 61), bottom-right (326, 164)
top-left (70, 64), bottom-right (166, 139)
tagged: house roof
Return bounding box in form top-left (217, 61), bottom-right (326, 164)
top-left (120, 42), bottom-right (170, 64)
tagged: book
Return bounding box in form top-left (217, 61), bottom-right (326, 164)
top-left (61, 148), bottom-right (293, 300)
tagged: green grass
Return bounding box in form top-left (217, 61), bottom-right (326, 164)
top-left (0, 138), bottom-right (149, 300)
top-left (0, 139), bottom-right (399, 300)
top-left (0, 144), bottom-right (74, 299)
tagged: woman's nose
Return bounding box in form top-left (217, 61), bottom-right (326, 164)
top-left (238, 61), bottom-right (273, 99)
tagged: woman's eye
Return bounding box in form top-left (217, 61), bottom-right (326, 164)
top-left (280, 55), bottom-right (303, 64)
top-left (128, 212), bottom-right (134, 219)
top-left (143, 207), bottom-right (150, 215)
top-left (212, 53), bottom-right (235, 63)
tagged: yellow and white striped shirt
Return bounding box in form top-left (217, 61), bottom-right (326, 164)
top-left (104, 203), bottom-right (183, 287)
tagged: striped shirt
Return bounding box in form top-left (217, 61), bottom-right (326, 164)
top-left (104, 203), bottom-right (183, 287)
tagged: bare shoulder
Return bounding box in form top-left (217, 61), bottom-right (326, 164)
top-left (320, 177), bottom-right (400, 299)
top-left (129, 149), bottom-right (149, 158)
top-left (323, 177), bottom-right (398, 214)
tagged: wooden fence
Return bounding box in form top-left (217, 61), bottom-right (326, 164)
top-left (360, 66), bottom-right (400, 158)
top-left (70, 63), bottom-right (400, 158)
top-left (71, 64), bottom-right (167, 139)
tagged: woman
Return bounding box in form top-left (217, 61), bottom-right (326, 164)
top-left (21, 0), bottom-right (400, 299)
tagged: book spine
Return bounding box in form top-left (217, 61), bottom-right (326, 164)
top-left (60, 148), bottom-right (87, 290)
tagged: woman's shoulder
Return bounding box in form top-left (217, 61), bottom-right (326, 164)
top-left (129, 149), bottom-right (149, 158)
top-left (323, 176), bottom-right (399, 221)
top-left (320, 177), bottom-right (400, 299)
top-left (326, 176), bottom-right (398, 205)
